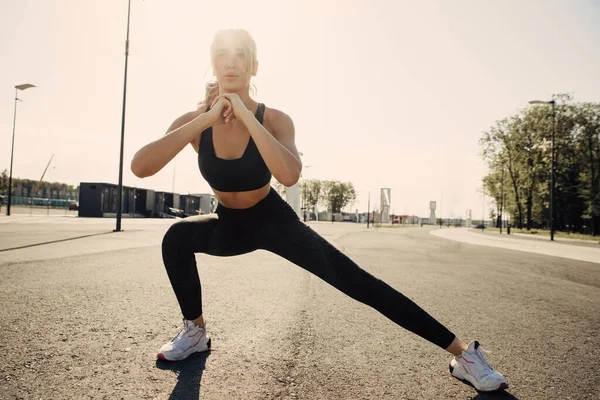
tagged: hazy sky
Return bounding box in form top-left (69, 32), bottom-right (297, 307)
top-left (1, 0), bottom-right (599, 218)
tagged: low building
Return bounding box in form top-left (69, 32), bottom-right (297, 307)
top-left (79, 182), bottom-right (152, 218)
top-left (78, 182), bottom-right (218, 218)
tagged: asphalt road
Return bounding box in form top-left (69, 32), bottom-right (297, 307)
top-left (0, 216), bottom-right (598, 399)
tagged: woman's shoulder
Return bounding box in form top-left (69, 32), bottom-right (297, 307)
top-left (263, 106), bottom-right (294, 134)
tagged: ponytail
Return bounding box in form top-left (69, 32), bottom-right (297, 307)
top-left (197, 81), bottom-right (220, 112)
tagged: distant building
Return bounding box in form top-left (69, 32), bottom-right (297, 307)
top-left (78, 182), bottom-right (216, 218)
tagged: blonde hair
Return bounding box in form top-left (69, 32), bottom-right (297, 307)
top-left (198, 29), bottom-right (258, 112)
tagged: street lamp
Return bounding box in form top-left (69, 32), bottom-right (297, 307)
top-left (499, 163), bottom-right (505, 234)
top-left (115, 0), bottom-right (133, 232)
top-left (529, 99), bottom-right (556, 241)
top-left (476, 185), bottom-right (490, 232)
top-left (436, 190), bottom-right (444, 227)
top-left (367, 191), bottom-right (371, 228)
top-left (7, 83), bottom-right (36, 216)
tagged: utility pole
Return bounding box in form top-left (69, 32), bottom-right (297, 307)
top-left (115, 0), bottom-right (132, 232)
top-left (550, 101), bottom-right (556, 241)
top-left (529, 99), bottom-right (557, 241)
top-left (482, 181), bottom-right (485, 231)
top-left (500, 165), bottom-right (504, 234)
top-left (367, 191), bottom-right (370, 228)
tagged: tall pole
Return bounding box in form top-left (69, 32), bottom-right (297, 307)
top-left (503, 192), bottom-right (507, 233)
top-left (437, 190), bottom-right (443, 227)
top-left (529, 99), bottom-right (558, 241)
top-left (500, 164), bottom-right (505, 234)
top-left (550, 100), bottom-right (556, 241)
top-left (482, 181), bottom-right (485, 231)
top-left (7, 84), bottom-right (36, 215)
top-left (7, 88), bottom-right (19, 216)
top-left (115, 0), bottom-right (132, 232)
top-left (367, 191), bottom-right (370, 228)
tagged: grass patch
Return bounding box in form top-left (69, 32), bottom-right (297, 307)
top-left (488, 227), bottom-right (599, 241)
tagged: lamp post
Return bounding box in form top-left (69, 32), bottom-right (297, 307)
top-left (476, 185), bottom-right (490, 231)
top-left (482, 186), bottom-right (485, 231)
top-left (367, 191), bottom-right (371, 228)
top-left (115, 0), bottom-right (133, 232)
top-left (436, 190), bottom-right (444, 227)
top-left (7, 83), bottom-right (36, 216)
top-left (529, 99), bottom-right (556, 241)
top-left (499, 164), bottom-right (505, 234)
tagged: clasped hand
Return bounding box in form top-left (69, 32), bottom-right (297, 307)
top-left (208, 93), bottom-right (248, 126)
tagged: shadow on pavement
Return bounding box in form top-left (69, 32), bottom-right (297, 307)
top-left (473, 391), bottom-right (519, 400)
top-left (0, 231), bottom-right (113, 252)
top-left (454, 377), bottom-right (519, 399)
top-left (155, 351), bottom-right (211, 400)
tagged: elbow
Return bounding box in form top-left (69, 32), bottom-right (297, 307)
top-left (131, 158), bottom-right (150, 179)
top-left (278, 170), bottom-right (301, 187)
top-left (279, 177), bottom-right (297, 187)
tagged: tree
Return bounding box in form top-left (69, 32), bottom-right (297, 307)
top-left (272, 178), bottom-right (356, 215)
top-left (480, 94), bottom-right (600, 235)
top-left (574, 102), bottom-right (600, 235)
top-left (320, 180), bottom-right (356, 213)
top-left (300, 179), bottom-right (322, 212)
top-left (481, 117), bottom-right (526, 228)
top-left (0, 172), bottom-right (78, 200)
top-left (0, 169), bottom-right (8, 194)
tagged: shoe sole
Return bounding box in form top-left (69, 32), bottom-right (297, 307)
top-left (157, 338), bottom-right (212, 361)
top-left (449, 363), bottom-right (509, 392)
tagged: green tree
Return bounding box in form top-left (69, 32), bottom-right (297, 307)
top-left (300, 179), bottom-right (322, 212)
top-left (573, 102), bottom-right (600, 234)
top-left (0, 169), bottom-right (8, 194)
top-left (320, 180), bottom-right (356, 213)
top-left (481, 117), bottom-right (526, 228)
top-left (480, 94), bottom-right (600, 235)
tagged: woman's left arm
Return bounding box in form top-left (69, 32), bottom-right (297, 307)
top-left (240, 108), bottom-right (302, 187)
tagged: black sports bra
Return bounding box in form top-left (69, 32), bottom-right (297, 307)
top-left (198, 103), bottom-right (272, 192)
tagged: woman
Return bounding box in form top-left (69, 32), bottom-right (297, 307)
top-left (131, 29), bottom-right (508, 393)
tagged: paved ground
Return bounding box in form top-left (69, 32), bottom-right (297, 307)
top-left (0, 216), bottom-right (598, 399)
top-left (432, 228), bottom-right (600, 264)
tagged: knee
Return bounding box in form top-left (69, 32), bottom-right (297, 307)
top-left (162, 221), bottom-right (190, 255)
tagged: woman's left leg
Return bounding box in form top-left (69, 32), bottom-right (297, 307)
top-left (257, 219), bottom-right (456, 350)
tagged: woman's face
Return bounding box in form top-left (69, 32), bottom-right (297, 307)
top-left (213, 36), bottom-right (256, 92)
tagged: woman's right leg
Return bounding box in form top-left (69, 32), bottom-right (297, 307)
top-left (161, 214), bottom-right (257, 321)
top-left (158, 214), bottom-right (256, 361)
top-left (161, 214), bottom-right (220, 321)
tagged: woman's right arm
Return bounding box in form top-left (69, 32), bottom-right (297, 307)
top-left (131, 111), bottom-right (212, 178)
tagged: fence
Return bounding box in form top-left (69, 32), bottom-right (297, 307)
top-left (0, 195), bottom-right (78, 216)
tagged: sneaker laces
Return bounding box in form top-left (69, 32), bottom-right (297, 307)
top-left (170, 319), bottom-right (196, 343)
top-left (473, 345), bottom-right (494, 376)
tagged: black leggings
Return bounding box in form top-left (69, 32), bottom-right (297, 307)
top-left (162, 188), bottom-right (456, 350)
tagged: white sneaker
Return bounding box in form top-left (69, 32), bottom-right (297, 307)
top-left (157, 319), bottom-right (211, 361)
top-left (449, 341), bottom-right (508, 392)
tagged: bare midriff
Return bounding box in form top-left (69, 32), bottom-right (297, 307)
top-left (212, 182), bottom-right (271, 209)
